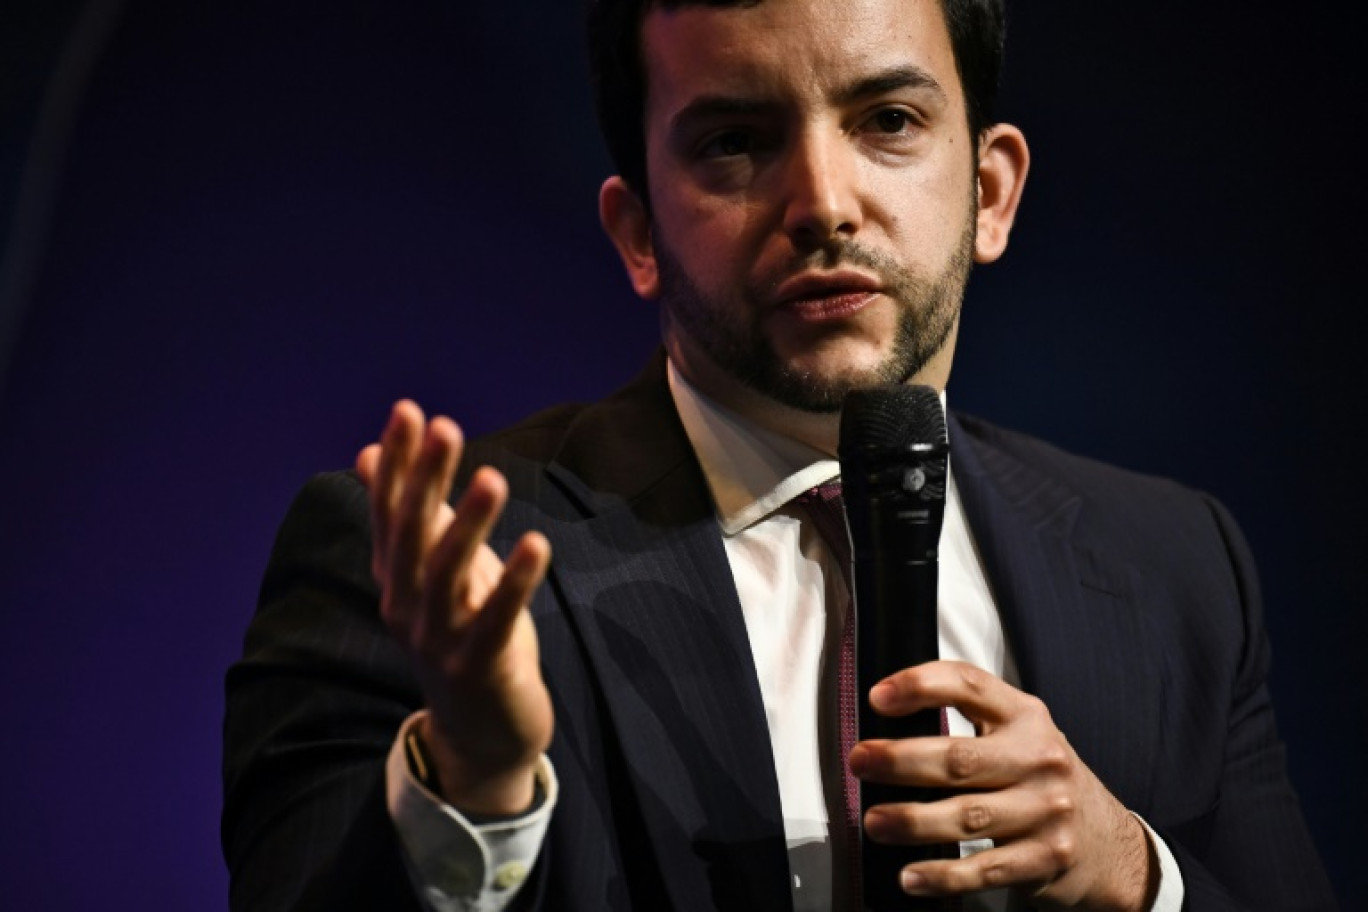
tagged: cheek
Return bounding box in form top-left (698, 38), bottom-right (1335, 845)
top-left (866, 165), bottom-right (972, 256)
top-left (658, 202), bottom-right (757, 276)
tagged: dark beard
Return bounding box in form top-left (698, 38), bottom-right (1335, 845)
top-left (656, 213), bottom-right (976, 414)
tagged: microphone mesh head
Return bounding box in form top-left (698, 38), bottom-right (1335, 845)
top-left (838, 384), bottom-right (946, 456)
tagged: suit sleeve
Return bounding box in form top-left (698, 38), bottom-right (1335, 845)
top-left (1155, 496), bottom-right (1337, 911)
top-left (221, 471), bottom-right (551, 912)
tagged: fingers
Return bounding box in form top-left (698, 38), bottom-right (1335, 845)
top-left (385, 414), bottom-right (464, 627)
top-left (355, 443), bottom-right (380, 486)
top-left (858, 662), bottom-right (1150, 905)
top-left (864, 786), bottom-right (1073, 846)
top-left (359, 402), bottom-right (552, 658)
top-left (360, 401), bottom-right (428, 582)
top-left (896, 839), bottom-right (1068, 899)
top-left (468, 531), bottom-right (552, 657)
top-left (870, 660), bottom-right (1028, 727)
top-left (853, 660), bottom-right (1075, 790)
top-left (851, 731), bottom-right (1056, 791)
top-left (419, 467), bottom-right (509, 639)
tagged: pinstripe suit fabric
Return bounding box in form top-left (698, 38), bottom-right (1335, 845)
top-left (223, 353), bottom-right (1335, 911)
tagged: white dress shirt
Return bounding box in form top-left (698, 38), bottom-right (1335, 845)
top-left (384, 361), bottom-right (1182, 912)
top-left (669, 362), bottom-right (1010, 912)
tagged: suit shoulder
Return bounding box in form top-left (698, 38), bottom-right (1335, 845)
top-left (464, 401), bottom-right (590, 468)
top-left (950, 410), bottom-right (1256, 577)
top-left (952, 410), bottom-right (1261, 637)
top-left (458, 399), bottom-right (611, 523)
top-left (952, 410), bottom-right (1204, 509)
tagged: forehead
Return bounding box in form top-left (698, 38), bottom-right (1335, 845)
top-left (639, 0), bottom-right (962, 119)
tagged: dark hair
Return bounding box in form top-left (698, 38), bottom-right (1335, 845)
top-left (586, 0), bottom-right (1007, 204)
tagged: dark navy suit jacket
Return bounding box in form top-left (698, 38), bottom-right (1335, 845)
top-left (222, 353), bottom-right (1335, 911)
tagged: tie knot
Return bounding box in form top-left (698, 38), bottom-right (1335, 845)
top-left (796, 479), bottom-right (843, 509)
top-left (796, 480), bottom-right (850, 574)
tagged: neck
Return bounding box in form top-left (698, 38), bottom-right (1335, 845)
top-left (664, 331), bottom-right (955, 459)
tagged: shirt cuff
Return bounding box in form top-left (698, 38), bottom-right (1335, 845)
top-left (1133, 813), bottom-right (1184, 912)
top-left (385, 710), bottom-right (558, 912)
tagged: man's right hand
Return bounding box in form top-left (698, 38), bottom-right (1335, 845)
top-left (356, 400), bottom-right (554, 817)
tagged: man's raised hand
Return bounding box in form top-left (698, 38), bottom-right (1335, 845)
top-left (356, 400), bottom-right (553, 817)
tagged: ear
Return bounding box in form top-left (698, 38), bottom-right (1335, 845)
top-left (973, 124), bottom-right (1030, 264)
top-left (599, 176), bottom-right (660, 299)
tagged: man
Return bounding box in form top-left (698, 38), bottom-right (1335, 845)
top-left (222, 0), bottom-right (1334, 909)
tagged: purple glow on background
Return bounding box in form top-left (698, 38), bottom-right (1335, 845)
top-left (1, 2), bottom-right (1363, 908)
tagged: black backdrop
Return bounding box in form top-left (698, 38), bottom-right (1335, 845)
top-left (1, 2), bottom-right (1363, 907)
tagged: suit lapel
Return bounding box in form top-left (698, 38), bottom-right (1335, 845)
top-left (949, 415), bottom-right (1160, 809)
top-left (535, 355), bottom-right (791, 912)
top-left (512, 369), bottom-right (1162, 906)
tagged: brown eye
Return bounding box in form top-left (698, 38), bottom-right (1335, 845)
top-left (873, 109), bottom-right (911, 133)
top-left (701, 130), bottom-right (753, 158)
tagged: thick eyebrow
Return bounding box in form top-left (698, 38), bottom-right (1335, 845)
top-left (669, 96), bottom-right (776, 137)
top-left (834, 65), bottom-right (947, 106)
top-left (668, 64), bottom-right (948, 137)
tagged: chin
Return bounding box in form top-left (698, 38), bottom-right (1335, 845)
top-left (780, 345), bottom-right (894, 387)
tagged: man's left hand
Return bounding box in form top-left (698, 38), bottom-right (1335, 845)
top-left (848, 661), bottom-right (1157, 911)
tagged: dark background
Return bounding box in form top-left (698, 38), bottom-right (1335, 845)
top-left (2, 1), bottom-right (1363, 907)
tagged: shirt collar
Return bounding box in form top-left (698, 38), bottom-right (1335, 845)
top-left (668, 360), bottom-right (839, 535)
top-left (668, 359), bottom-right (953, 537)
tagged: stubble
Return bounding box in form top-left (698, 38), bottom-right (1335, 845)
top-left (656, 210), bottom-right (977, 413)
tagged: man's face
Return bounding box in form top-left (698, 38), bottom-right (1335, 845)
top-left (637, 0), bottom-right (981, 412)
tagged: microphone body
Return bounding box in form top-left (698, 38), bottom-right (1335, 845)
top-left (839, 385), bottom-right (954, 911)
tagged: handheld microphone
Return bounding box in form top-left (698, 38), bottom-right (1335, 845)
top-left (839, 384), bottom-right (953, 910)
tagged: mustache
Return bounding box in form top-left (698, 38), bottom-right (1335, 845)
top-left (751, 239), bottom-right (909, 298)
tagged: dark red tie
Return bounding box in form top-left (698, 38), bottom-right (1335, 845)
top-left (798, 481), bottom-right (957, 912)
top-left (795, 481), bottom-right (863, 908)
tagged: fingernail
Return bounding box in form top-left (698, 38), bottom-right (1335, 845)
top-left (847, 744), bottom-right (868, 775)
top-left (863, 808), bottom-right (889, 838)
top-left (870, 682), bottom-right (895, 708)
top-left (900, 870), bottom-right (926, 894)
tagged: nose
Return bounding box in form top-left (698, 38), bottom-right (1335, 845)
top-left (781, 128), bottom-right (862, 252)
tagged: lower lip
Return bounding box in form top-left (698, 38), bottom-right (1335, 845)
top-left (781, 292), bottom-right (879, 322)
